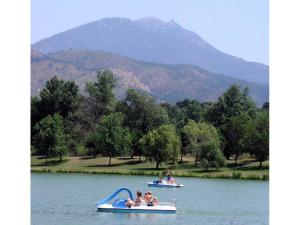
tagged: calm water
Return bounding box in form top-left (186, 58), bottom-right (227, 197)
top-left (31, 173), bottom-right (268, 225)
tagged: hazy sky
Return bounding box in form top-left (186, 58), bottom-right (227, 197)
top-left (31, 0), bottom-right (269, 65)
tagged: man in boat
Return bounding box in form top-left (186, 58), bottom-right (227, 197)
top-left (126, 191), bottom-right (144, 207)
top-left (144, 191), bottom-right (158, 206)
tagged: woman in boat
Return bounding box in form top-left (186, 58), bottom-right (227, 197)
top-left (144, 191), bottom-right (158, 206)
top-left (126, 191), bottom-right (144, 207)
top-left (166, 170), bottom-right (176, 184)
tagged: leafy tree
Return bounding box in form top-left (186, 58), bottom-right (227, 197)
top-left (64, 109), bottom-right (92, 154)
top-left (183, 121), bottom-right (225, 170)
top-left (85, 70), bottom-right (116, 125)
top-left (198, 142), bottom-right (225, 171)
top-left (176, 99), bottom-right (207, 123)
top-left (205, 85), bottom-right (258, 160)
top-left (161, 101), bottom-right (212, 163)
top-left (182, 120), bottom-right (201, 166)
top-left (140, 124), bottom-right (181, 169)
top-left (221, 114), bottom-right (251, 162)
top-left (179, 129), bottom-right (191, 163)
top-left (35, 76), bottom-right (80, 118)
top-left (95, 112), bottom-right (131, 166)
top-left (31, 77), bottom-right (81, 149)
top-left (84, 132), bottom-right (99, 157)
top-left (32, 113), bottom-right (68, 162)
top-left (31, 96), bottom-right (41, 128)
top-left (205, 84), bottom-right (257, 127)
top-left (243, 111), bottom-right (269, 167)
top-left (161, 102), bottom-right (187, 129)
top-left (117, 89), bottom-right (169, 159)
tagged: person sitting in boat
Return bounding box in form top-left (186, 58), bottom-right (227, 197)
top-left (154, 176), bottom-right (163, 184)
top-left (144, 191), bottom-right (158, 206)
top-left (126, 191), bottom-right (144, 207)
top-left (166, 170), bottom-right (176, 184)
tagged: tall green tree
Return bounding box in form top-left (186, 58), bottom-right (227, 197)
top-left (84, 132), bottom-right (99, 157)
top-left (179, 129), bottom-right (191, 163)
top-left (34, 76), bottom-right (80, 119)
top-left (95, 112), bottom-right (131, 165)
top-left (176, 99), bottom-right (209, 123)
top-left (64, 109), bottom-right (92, 155)
top-left (85, 70), bottom-right (117, 126)
top-left (221, 114), bottom-right (251, 162)
top-left (117, 89), bottom-right (169, 159)
top-left (161, 102), bottom-right (187, 129)
top-left (183, 121), bottom-right (225, 170)
top-left (206, 85), bottom-right (257, 127)
top-left (205, 85), bottom-right (257, 160)
top-left (32, 113), bottom-right (68, 162)
top-left (31, 77), bottom-right (81, 149)
top-left (243, 111), bottom-right (269, 167)
top-left (140, 124), bottom-right (181, 169)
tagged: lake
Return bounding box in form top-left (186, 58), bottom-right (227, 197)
top-left (31, 173), bottom-right (268, 225)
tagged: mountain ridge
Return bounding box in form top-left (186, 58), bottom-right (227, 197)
top-left (32, 17), bottom-right (269, 84)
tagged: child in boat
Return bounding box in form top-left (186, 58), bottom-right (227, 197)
top-left (126, 191), bottom-right (144, 207)
top-left (144, 191), bottom-right (158, 206)
top-left (154, 176), bottom-right (163, 184)
top-left (159, 176), bottom-right (163, 183)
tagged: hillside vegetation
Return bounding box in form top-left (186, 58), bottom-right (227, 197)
top-left (31, 50), bottom-right (268, 104)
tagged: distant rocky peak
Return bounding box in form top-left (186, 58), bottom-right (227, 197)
top-left (135, 17), bottom-right (182, 30)
top-left (135, 17), bottom-right (166, 25)
top-left (166, 19), bottom-right (181, 28)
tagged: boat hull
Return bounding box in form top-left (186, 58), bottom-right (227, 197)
top-left (97, 204), bottom-right (176, 214)
top-left (147, 182), bottom-right (184, 188)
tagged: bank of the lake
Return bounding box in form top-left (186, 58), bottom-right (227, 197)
top-left (31, 156), bottom-right (269, 180)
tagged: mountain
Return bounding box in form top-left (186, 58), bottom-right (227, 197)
top-left (31, 49), bottom-right (268, 105)
top-left (32, 17), bottom-right (269, 84)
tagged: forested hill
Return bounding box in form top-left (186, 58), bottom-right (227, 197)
top-left (32, 17), bottom-right (268, 84)
top-left (31, 50), bottom-right (268, 105)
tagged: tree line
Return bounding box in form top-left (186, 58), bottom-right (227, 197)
top-left (31, 70), bottom-right (269, 169)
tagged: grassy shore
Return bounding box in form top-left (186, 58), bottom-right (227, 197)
top-left (31, 155), bottom-right (269, 180)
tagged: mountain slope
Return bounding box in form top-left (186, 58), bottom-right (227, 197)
top-left (31, 50), bottom-right (268, 105)
top-left (32, 17), bottom-right (269, 84)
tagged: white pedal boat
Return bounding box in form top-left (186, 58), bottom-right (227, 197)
top-left (97, 203), bottom-right (176, 213)
top-left (147, 181), bottom-right (184, 188)
top-left (96, 187), bottom-right (176, 214)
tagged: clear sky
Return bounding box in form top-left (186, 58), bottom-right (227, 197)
top-left (31, 0), bottom-right (269, 65)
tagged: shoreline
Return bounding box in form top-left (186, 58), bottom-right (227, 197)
top-left (31, 168), bottom-right (269, 181)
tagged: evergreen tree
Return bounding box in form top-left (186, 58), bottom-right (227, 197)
top-left (85, 70), bottom-right (117, 126)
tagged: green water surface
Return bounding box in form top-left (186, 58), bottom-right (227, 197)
top-left (31, 173), bottom-right (268, 225)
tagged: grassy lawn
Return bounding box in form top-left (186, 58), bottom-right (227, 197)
top-left (31, 155), bottom-right (269, 180)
